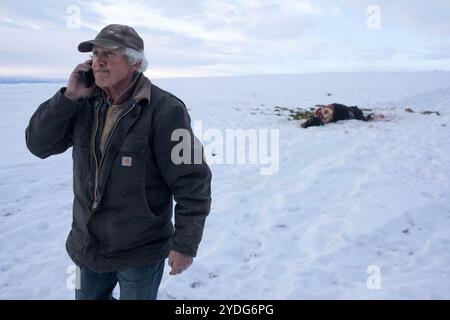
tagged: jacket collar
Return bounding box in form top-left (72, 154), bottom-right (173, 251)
top-left (88, 72), bottom-right (152, 107)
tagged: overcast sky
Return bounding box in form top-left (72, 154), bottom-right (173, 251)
top-left (1, 0), bottom-right (449, 79)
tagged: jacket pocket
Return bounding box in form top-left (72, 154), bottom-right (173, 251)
top-left (113, 134), bottom-right (148, 185)
top-left (119, 135), bottom-right (159, 220)
top-left (118, 134), bottom-right (147, 153)
top-left (106, 134), bottom-right (157, 218)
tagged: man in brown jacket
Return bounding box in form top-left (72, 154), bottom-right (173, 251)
top-left (25, 24), bottom-right (212, 300)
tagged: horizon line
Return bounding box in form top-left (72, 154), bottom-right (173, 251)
top-left (1, 69), bottom-right (450, 84)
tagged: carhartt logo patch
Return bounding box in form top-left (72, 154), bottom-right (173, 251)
top-left (121, 156), bottom-right (132, 167)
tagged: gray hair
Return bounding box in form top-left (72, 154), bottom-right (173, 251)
top-left (122, 47), bottom-right (148, 73)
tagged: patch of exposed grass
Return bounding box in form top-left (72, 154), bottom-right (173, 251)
top-left (273, 106), bottom-right (316, 121)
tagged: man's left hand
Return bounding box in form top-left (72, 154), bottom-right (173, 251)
top-left (168, 250), bottom-right (193, 275)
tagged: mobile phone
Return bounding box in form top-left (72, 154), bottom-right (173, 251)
top-left (81, 69), bottom-right (95, 88)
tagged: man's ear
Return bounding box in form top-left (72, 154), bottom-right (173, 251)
top-left (131, 61), bottom-right (141, 72)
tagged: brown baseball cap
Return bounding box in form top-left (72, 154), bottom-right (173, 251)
top-left (78, 24), bottom-right (144, 52)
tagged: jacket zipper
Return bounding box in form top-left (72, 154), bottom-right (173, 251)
top-left (91, 103), bottom-right (137, 211)
top-left (90, 103), bottom-right (101, 210)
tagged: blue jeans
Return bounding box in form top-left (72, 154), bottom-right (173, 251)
top-left (75, 259), bottom-right (165, 300)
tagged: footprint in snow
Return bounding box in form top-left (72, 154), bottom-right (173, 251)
top-left (190, 280), bottom-right (202, 289)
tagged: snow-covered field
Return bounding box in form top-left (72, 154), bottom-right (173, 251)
top-left (0, 72), bottom-right (449, 299)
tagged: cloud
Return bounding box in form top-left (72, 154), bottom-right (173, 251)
top-left (84, 0), bottom-right (247, 43)
top-left (201, 0), bottom-right (324, 39)
top-left (0, 18), bottom-right (43, 31)
top-left (416, 43), bottom-right (450, 61)
top-left (386, 0), bottom-right (450, 35)
top-left (0, 0), bottom-right (449, 78)
top-left (85, 0), bottom-right (325, 42)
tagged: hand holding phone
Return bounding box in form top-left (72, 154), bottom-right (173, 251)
top-left (64, 60), bottom-right (96, 101)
